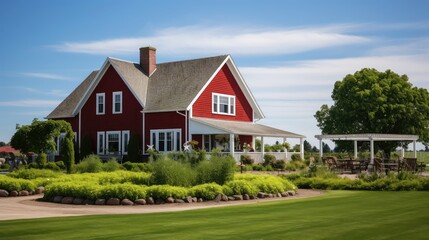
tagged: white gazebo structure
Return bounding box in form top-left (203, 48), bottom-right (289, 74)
top-left (315, 133), bottom-right (419, 166)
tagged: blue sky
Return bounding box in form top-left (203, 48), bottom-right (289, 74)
top-left (1, 0), bottom-right (428, 149)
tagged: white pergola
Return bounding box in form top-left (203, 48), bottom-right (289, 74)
top-left (315, 133), bottom-right (419, 166)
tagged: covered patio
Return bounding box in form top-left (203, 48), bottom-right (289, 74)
top-left (190, 117), bottom-right (305, 163)
top-left (315, 133), bottom-right (419, 169)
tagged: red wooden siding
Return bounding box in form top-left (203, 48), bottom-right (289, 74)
top-left (80, 65), bottom-right (143, 153)
top-left (192, 65), bottom-right (253, 122)
top-left (144, 111), bottom-right (187, 151)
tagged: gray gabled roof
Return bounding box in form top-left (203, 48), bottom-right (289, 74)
top-left (47, 54), bottom-right (259, 119)
top-left (191, 117), bottom-right (305, 138)
top-left (47, 71), bottom-right (98, 119)
top-left (109, 58), bottom-right (149, 107)
top-left (144, 55), bottom-right (228, 112)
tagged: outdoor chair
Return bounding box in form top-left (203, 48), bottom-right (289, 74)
top-left (373, 158), bottom-right (384, 173)
top-left (326, 157), bottom-right (339, 172)
top-left (402, 158), bottom-right (417, 172)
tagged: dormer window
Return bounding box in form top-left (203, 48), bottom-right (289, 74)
top-left (96, 93), bottom-right (105, 115)
top-left (212, 93), bottom-right (235, 115)
top-left (112, 91), bottom-right (122, 114)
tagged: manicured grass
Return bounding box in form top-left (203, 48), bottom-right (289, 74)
top-left (1, 191), bottom-right (428, 239)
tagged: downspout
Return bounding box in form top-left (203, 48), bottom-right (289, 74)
top-left (176, 110), bottom-right (188, 143)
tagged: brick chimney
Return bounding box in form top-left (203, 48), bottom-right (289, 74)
top-left (139, 46), bottom-right (156, 76)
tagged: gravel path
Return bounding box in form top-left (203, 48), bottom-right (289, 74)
top-left (0, 189), bottom-right (323, 221)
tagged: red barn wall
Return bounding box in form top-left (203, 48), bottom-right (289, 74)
top-left (192, 65), bottom-right (253, 122)
top-left (80, 65), bottom-right (143, 153)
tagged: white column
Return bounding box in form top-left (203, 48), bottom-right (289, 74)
top-left (319, 139), bottom-right (323, 159)
top-left (229, 133), bottom-right (235, 156)
top-left (354, 140), bottom-right (358, 159)
top-left (261, 137), bottom-right (265, 157)
top-left (283, 137), bottom-right (288, 160)
top-left (370, 139), bottom-right (374, 166)
top-left (413, 140), bottom-right (417, 158)
top-left (401, 146), bottom-right (405, 158)
top-left (300, 138), bottom-right (304, 159)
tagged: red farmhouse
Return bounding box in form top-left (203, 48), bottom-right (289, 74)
top-left (47, 47), bottom-right (305, 162)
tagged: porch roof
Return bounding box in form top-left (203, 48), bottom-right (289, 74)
top-left (314, 133), bottom-right (419, 141)
top-left (191, 117), bottom-right (305, 138)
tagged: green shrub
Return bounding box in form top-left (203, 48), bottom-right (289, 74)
top-left (28, 162), bottom-right (39, 169)
top-left (98, 183), bottom-right (146, 200)
top-left (74, 155), bottom-right (103, 173)
top-left (195, 155), bottom-right (235, 185)
top-left (102, 159), bottom-right (123, 172)
top-left (55, 161), bottom-right (66, 170)
top-left (8, 168), bottom-right (61, 179)
top-left (272, 160), bottom-right (286, 170)
top-left (97, 170), bottom-right (151, 185)
top-left (264, 165), bottom-right (274, 171)
top-left (44, 182), bottom-right (100, 200)
top-left (44, 162), bottom-right (61, 171)
top-left (151, 157), bottom-right (196, 187)
top-left (123, 162), bottom-right (153, 172)
top-left (291, 154), bottom-right (302, 161)
top-left (35, 153), bottom-right (47, 167)
top-left (0, 163), bottom-right (10, 170)
top-left (188, 183), bottom-right (223, 200)
top-left (0, 175), bottom-right (36, 191)
top-left (225, 179), bottom-right (259, 196)
top-left (252, 164), bottom-right (263, 171)
top-left (263, 154), bottom-right (276, 167)
top-left (146, 185), bottom-right (188, 199)
top-left (240, 155), bottom-right (254, 165)
top-left (235, 174), bottom-right (297, 193)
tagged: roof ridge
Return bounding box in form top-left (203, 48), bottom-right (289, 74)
top-left (158, 55), bottom-right (229, 65)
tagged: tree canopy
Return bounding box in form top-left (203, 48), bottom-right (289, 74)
top-left (315, 68), bottom-right (429, 154)
top-left (11, 119), bottom-right (75, 171)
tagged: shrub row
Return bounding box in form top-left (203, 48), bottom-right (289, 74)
top-left (42, 174), bottom-right (297, 201)
top-left (0, 175), bottom-right (36, 192)
top-left (286, 175), bottom-right (429, 191)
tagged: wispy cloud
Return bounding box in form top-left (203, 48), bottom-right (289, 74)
top-left (0, 100), bottom-right (60, 107)
top-left (22, 87), bottom-right (68, 97)
top-left (52, 25), bottom-right (371, 56)
top-left (21, 72), bottom-right (73, 81)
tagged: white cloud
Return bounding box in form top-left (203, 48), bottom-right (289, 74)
top-left (23, 87), bottom-right (68, 97)
top-left (22, 72), bottom-right (73, 81)
top-left (0, 100), bottom-right (60, 107)
top-left (52, 25), bottom-right (370, 56)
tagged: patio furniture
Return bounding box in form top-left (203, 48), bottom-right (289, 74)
top-left (326, 156), bottom-right (339, 172)
top-left (402, 158), bottom-right (417, 172)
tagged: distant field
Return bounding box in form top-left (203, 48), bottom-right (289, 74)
top-left (0, 191), bottom-right (428, 240)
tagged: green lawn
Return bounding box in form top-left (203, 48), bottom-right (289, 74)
top-left (1, 191), bottom-right (428, 240)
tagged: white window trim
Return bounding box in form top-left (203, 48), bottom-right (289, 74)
top-left (212, 92), bottom-right (236, 116)
top-left (106, 131), bottom-right (121, 154)
top-left (96, 93), bottom-right (105, 115)
top-left (97, 131), bottom-right (105, 155)
top-left (150, 129), bottom-right (182, 152)
top-left (122, 130), bottom-right (130, 155)
top-left (112, 91), bottom-right (123, 114)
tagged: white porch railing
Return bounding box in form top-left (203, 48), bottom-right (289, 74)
top-left (207, 151), bottom-right (301, 164)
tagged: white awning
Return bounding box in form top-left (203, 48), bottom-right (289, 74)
top-left (191, 117), bottom-right (305, 138)
top-left (315, 133), bottom-right (419, 141)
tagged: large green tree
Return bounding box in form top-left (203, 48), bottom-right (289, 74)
top-left (11, 119), bottom-right (75, 171)
top-left (315, 68), bottom-right (429, 155)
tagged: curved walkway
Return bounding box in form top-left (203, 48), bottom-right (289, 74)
top-left (0, 189), bottom-right (323, 221)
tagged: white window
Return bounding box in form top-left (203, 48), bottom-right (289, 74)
top-left (106, 131), bottom-right (121, 154)
top-left (112, 91), bottom-right (122, 114)
top-left (122, 130), bottom-right (130, 154)
top-left (96, 93), bottom-right (105, 115)
top-left (97, 132), bottom-right (105, 155)
top-left (212, 93), bottom-right (235, 115)
top-left (150, 129), bottom-right (182, 152)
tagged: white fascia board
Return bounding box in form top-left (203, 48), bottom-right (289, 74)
top-left (72, 58), bottom-right (111, 116)
top-left (186, 56), bottom-right (229, 110)
top-left (226, 56), bottom-right (265, 119)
